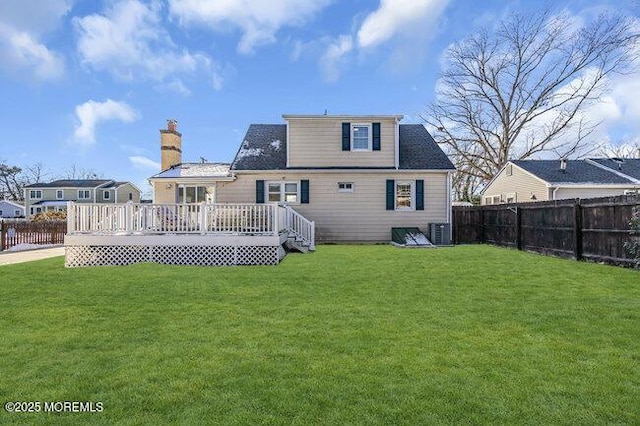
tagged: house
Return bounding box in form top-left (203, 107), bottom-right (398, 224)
top-left (482, 158), bottom-right (640, 205)
top-left (0, 199), bottom-right (25, 219)
top-left (24, 179), bottom-right (142, 219)
top-left (150, 115), bottom-right (456, 243)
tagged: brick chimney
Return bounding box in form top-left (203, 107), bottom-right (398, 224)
top-left (160, 119), bottom-right (182, 170)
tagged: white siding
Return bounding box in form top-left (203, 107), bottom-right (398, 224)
top-left (216, 171), bottom-right (449, 242)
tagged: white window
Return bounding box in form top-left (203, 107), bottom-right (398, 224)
top-left (177, 186), bottom-right (213, 203)
top-left (267, 182), bottom-right (298, 203)
top-left (351, 124), bottom-right (371, 151)
top-left (338, 182), bottom-right (354, 192)
top-left (492, 195), bottom-right (502, 204)
top-left (56, 190), bottom-right (63, 199)
top-left (78, 190), bottom-right (91, 200)
top-left (505, 193), bottom-right (516, 203)
top-left (484, 196), bottom-right (493, 205)
top-left (395, 181), bottom-right (414, 210)
top-left (29, 190), bottom-right (42, 199)
top-left (31, 207), bottom-right (43, 214)
top-left (15, 210), bottom-right (20, 216)
top-left (103, 190), bottom-right (111, 200)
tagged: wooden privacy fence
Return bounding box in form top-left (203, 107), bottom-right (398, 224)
top-left (0, 220), bottom-right (67, 251)
top-left (453, 194), bottom-right (640, 267)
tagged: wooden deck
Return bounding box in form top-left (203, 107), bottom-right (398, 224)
top-left (64, 202), bottom-right (314, 267)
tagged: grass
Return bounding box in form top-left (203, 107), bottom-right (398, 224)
top-left (0, 245), bottom-right (639, 425)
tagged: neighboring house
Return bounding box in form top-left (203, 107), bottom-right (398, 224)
top-left (482, 159), bottom-right (640, 205)
top-left (0, 200), bottom-right (25, 218)
top-left (24, 179), bottom-right (142, 219)
top-left (150, 115), bottom-right (456, 243)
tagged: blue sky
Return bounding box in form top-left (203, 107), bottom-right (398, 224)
top-left (1, 0), bottom-right (638, 196)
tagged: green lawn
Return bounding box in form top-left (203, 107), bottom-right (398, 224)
top-left (0, 245), bottom-right (638, 425)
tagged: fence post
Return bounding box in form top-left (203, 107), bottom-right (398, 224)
top-left (515, 207), bottom-right (522, 251)
top-left (0, 221), bottom-right (5, 251)
top-left (125, 201), bottom-right (133, 235)
top-left (574, 200), bottom-right (583, 261)
top-left (479, 208), bottom-right (485, 243)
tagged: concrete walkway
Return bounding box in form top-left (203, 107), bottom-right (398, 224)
top-left (0, 246), bottom-right (65, 266)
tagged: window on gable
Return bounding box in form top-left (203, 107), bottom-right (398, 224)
top-left (15, 210), bottom-right (21, 216)
top-left (395, 181), bottom-right (414, 210)
top-left (104, 190), bottom-right (111, 200)
top-left (352, 124), bottom-right (371, 151)
top-left (267, 182), bottom-right (299, 203)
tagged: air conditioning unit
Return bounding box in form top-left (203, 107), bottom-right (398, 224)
top-left (428, 223), bottom-right (451, 246)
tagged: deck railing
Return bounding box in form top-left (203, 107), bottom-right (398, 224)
top-left (67, 202), bottom-right (315, 249)
top-left (67, 202), bottom-right (283, 235)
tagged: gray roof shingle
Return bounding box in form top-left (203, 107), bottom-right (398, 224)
top-left (230, 123), bottom-right (454, 170)
top-left (25, 179), bottom-right (113, 188)
top-left (512, 160), bottom-right (634, 184)
top-left (398, 124), bottom-right (455, 170)
top-left (589, 158), bottom-right (640, 181)
top-left (231, 125), bottom-right (287, 170)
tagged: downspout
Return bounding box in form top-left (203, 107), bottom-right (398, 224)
top-left (552, 186), bottom-right (560, 200)
top-left (394, 118), bottom-right (399, 170)
top-left (447, 171), bottom-right (452, 241)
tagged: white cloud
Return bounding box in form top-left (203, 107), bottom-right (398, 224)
top-left (320, 35), bottom-right (353, 82)
top-left (73, 99), bottom-right (139, 146)
top-left (0, 27), bottom-right (64, 80)
top-left (129, 156), bottom-right (161, 171)
top-left (74, 0), bottom-right (215, 88)
top-left (169, 0), bottom-right (332, 54)
top-left (0, 0), bottom-right (71, 80)
top-left (357, 0), bottom-right (449, 49)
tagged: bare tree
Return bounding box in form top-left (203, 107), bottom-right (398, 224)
top-left (62, 164), bottom-right (102, 180)
top-left (423, 9), bottom-right (639, 199)
top-left (0, 161), bottom-right (52, 201)
top-left (597, 139), bottom-right (640, 158)
top-left (0, 162), bottom-right (23, 201)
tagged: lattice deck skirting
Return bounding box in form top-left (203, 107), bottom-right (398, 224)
top-left (65, 244), bottom-right (281, 267)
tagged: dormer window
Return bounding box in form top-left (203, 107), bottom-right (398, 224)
top-left (352, 124), bottom-right (371, 151)
top-left (342, 122), bottom-right (381, 151)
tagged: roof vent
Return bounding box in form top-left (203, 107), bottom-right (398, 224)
top-left (560, 158), bottom-right (567, 173)
top-left (612, 157), bottom-right (624, 170)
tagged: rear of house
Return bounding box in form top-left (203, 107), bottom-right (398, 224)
top-left (216, 114), bottom-right (455, 242)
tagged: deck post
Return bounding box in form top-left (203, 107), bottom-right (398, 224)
top-left (125, 201), bottom-right (133, 235)
top-left (273, 204), bottom-right (279, 235)
top-left (200, 202), bottom-right (207, 234)
top-left (67, 201), bottom-right (75, 234)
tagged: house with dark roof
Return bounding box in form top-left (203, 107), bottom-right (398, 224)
top-left (481, 158), bottom-right (640, 205)
top-left (24, 179), bottom-right (141, 219)
top-left (150, 114), bottom-right (455, 243)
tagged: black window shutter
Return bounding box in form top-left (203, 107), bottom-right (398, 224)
top-left (300, 180), bottom-right (310, 204)
top-left (416, 179), bottom-right (424, 210)
top-left (372, 122), bottom-right (381, 151)
top-left (386, 179), bottom-right (395, 210)
top-left (342, 122), bottom-right (351, 151)
top-left (256, 180), bottom-right (264, 203)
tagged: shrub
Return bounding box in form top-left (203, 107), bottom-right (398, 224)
top-left (623, 206), bottom-right (640, 268)
top-left (32, 210), bottom-right (67, 222)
